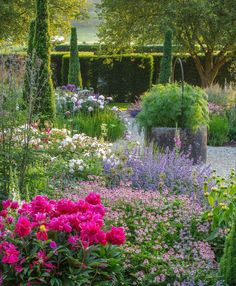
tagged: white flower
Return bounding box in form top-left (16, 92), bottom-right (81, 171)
top-left (98, 95), bottom-right (105, 101)
top-left (88, 96), bottom-right (94, 101)
top-left (112, 106), bottom-right (118, 112)
top-left (71, 96), bottom-right (77, 103)
top-left (107, 97), bottom-right (113, 101)
top-left (99, 105), bottom-right (104, 109)
top-left (88, 106), bottom-right (93, 112)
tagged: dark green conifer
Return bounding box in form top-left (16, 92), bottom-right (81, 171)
top-left (159, 29), bottom-right (173, 84)
top-left (68, 27), bottom-right (82, 87)
top-left (33, 0), bottom-right (55, 119)
top-left (23, 20), bottom-right (35, 102)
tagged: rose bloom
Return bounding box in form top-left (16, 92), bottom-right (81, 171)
top-left (14, 216), bottom-right (31, 237)
top-left (85, 193), bottom-right (101, 205)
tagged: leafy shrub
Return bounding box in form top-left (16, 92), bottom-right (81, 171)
top-left (65, 181), bottom-right (223, 285)
top-left (203, 170), bottom-right (236, 231)
top-left (0, 194), bottom-right (125, 285)
top-left (103, 144), bottom-right (212, 200)
top-left (208, 115), bottom-right (229, 146)
top-left (137, 83), bottom-right (209, 132)
top-left (226, 107), bottom-right (236, 141)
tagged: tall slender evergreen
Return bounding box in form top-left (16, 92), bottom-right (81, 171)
top-left (220, 215), bottom-right (236, 285)
top-left (23, 20), bottom-right (35, 102)
top-left (33, 0), bottom-right (55, 119)
top-left (68, 27), bottom-right (82, 87)
top-left (159, 29), bottom-right (173, 84)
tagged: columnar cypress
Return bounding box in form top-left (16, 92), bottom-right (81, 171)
top-left (33, 0), bottom-right (55, 119)
top-left (159, 29), bottom-right (173, 84)
top-left (68, 27), bottom-right (82, 87)
top-left (220, 216), bottom-right (236, 285)
top-left (23, 20), bottom-right (35, 102)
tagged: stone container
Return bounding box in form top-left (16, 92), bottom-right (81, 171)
top-left (148, 126), bottom-right (207, 164)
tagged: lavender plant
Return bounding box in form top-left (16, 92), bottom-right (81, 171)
top-left (103, 144), bottom-right (212, 200)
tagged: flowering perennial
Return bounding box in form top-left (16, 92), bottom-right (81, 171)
top-left (0, 194), bottom-right (125, 285)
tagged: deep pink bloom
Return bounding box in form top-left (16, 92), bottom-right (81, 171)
top-left (0, 210), bottom-right (8, 218)
top-left (85, 193), bottom-right (101, 205)
top-left (36, 231), bottom-right (48, 241)
top-left (6, 216), bottom-right (14, 224)
top-left (49, 241), bottom-right (57, 249)
top-left (14, 216), bottom-right (31, 237)
top-left (2, 200), bottom-right (11, 210)
top-left (10, 201), bottom-right (19, 210)
top-left (80, 222), bottom-right (107, 247)
top-left (68, 235), bottom-right (79, 246)
top-left (1, 242), bottom-right (20, 264)
top-left (106, 226), bottom-right (126, 245)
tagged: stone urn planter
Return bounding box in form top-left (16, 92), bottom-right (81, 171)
top-left (148, 126), bottom-right (207, 164)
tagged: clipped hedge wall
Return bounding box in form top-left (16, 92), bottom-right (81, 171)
top-left (60, 54), bottom-right (153, 102)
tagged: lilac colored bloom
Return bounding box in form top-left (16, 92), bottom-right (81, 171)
top-left (50, 241), bottom-right (57, 249)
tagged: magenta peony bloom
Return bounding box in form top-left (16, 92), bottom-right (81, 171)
top-left (85, 192), bottom-right (101, 205)
top-left (2, 200), bottom-right (11, 210)
top-left (10, 201), bottom-right (19, 210)
top-left (1, 242), bottom-right (20, 264)
top-left (14, 216), bottom-right (31, 237)
top-left (49, 241), bottom-right (57, 249)
top-left (106, 226), bottom-right (126, 245)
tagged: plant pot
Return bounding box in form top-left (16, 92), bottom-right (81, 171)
top-left (147, 126), bottom-right (207, 164)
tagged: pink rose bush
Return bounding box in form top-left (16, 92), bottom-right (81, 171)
top-left (0, 193), bottom-right (125, 285)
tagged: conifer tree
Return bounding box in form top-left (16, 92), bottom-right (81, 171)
top-left (23, 20), bottom-right (35, 102)
top-left (68, 27), bottom-right (82, 87)
top-left (33, 0), bottom-right (55, 119)
top-left (159, 29), bottom-right (173, 84)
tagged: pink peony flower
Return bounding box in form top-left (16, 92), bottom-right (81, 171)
top-left (0, 210), bottom-right (8, 217)
top-left (1, 242), bottom-right (20, 264)
top-left (85, 193), bottom-right (101, 205)
top-left (2, 200), bottom-right (11, 210)
top-left (10, 201), bottom-right (19, 210)
top-left (106, 226), bottom-right (126, 245)
top-left (14, 216), bottom-right (31, 237)
top-left (49, 241), bottom-right (57, 249)
top-left (80, 222), bottom-right (107, 247)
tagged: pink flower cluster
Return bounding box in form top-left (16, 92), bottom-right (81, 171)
top-left (0, 193), bottom-right (125, 271)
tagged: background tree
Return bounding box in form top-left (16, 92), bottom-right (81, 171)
top-left (159, 29), bottom-right (172, 84)
top-left (68, 27), bottom-right (82, 87)
top-left (97, 0), bottom-right (236, 87)
top-left (0, 0), bottom-right (88, 44)
top-left (33, 0), bottom-right (55, 119)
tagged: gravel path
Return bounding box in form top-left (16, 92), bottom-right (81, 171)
top-left (121, 111), bottom-right (236, 177)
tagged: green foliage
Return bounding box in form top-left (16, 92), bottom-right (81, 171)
top-left (0, 0), bottom-right (87, 44)
top-left (56, 109), bottom-right (126, 142)
top-left (220, 214), bottom-right (236, 286)
top-left (159, 29), bottom-right (173, 84)
top-left (136, 83), bottom-right (209, 132)
top-left (33, 0), bottom-right (55, 120)
top-left (226, 108), bottom-right (236, 141)
top-left (208, 115), bottom-right (229, 146)
top-left (61, 54), bottom-right (153, 102)
top-left (23, 20), bottom-right (35, 102)
top-left (203, 170), bottom-right (236, 231)
top-left (68, 27), bottom-right (82, 87)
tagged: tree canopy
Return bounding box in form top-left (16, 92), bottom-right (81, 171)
top-left (97, 0), bottom-right (236, 86)
top-left (0, 0), bottom-right (87, 43)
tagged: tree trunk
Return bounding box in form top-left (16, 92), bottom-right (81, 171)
top-left (192, 53), bottom-right (227, 87)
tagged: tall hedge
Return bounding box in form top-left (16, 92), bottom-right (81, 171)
top-left (23, 20), bottom-right (35, 102)
top-left (33, 0), bottom-right (55, 119)
top-left (159, 29), bottom-right (173, 84)
top-left (62, 54), bottom-right (153, 102)
top-left (220, 216), bottom-right (236, 285)
top-left (68, 27), bottom-right (82, 87)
